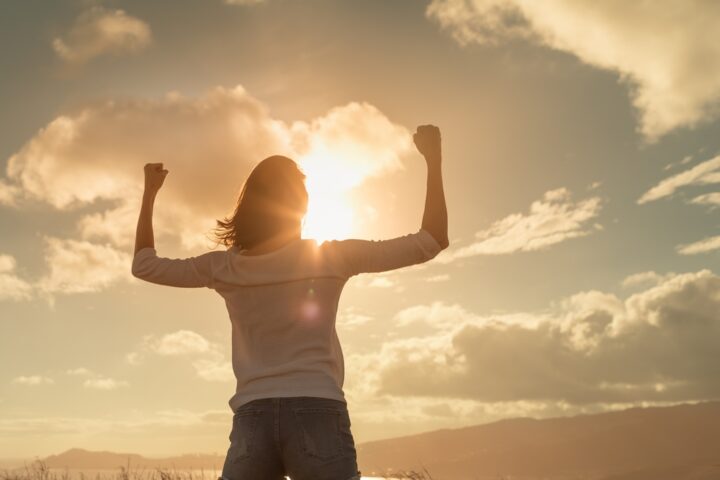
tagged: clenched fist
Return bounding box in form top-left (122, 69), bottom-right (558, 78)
top-left (144, 162), bottom-right (168, 194)
top-left (413, 124), bottom-right (441, 163)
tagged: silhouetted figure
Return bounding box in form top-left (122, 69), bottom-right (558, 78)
top-left (132, 125), bottom-right (448, 480)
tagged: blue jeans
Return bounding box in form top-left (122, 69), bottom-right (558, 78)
top-left (219, 396), bottom-right (362, 480)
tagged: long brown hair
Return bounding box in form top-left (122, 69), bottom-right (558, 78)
top-left (212, 155), bottom-right (308, 250)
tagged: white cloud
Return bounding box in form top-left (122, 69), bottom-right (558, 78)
top-left (638, 155), bottom-right (720, 204)
top-left (0, 180), bottom-right (20, 206)
top-left (62, 368), bottom-right (129, 389)
top-left (224, 0), bottom-right (267, 5)
top-left (0, 254), bottom-right (33, 302)
top-left (35, 237), bottom-right (133, 298)
top-left (127, 330), bottom-right (234, 383)
top-left (690, 192), bottom-right (720, 207)
top-left (368, 277), bottom-right (396, 288)
top-left (83, 377), bottom-right (129, 390)
top-left (427, 0), bottom-right (720, 139)
top-left (636, 155), bottom-right (719, 256)
top-left (349, 270), bottom-right (720, 405)
top-left (393, 301), bottom-right (545, 331)
top-left (352, 272), bottom-right (403, 289)
top-left (124, 352), bottom-right (142, 366)
top-left (148, 330), bottom-right (212, 356)
top-left (444, 188), bottom-right (601, 260)
top-left (425, 274), bottom-right (450, 283)
top-left (621, 271), bottom-right (675, 289)
top-left (394, 302), bottom-right (477, 330)
top-left (337, 307), bottom-right (374, 330)
top-left (664, 155), bottom-right (694, 172)
top-left (12, 376), bottom-right (54, 386)
top-left (676, 235), bottom-right (720, 255)
top-left (53, 7), bottom-right (152, 64)
top-left (191, 357), bottom-right (234, 382)
top-left (291, 102), bottom-right (408, 191)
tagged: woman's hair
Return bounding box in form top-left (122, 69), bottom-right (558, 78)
top-left (212, 155), bottom-right (308, 250)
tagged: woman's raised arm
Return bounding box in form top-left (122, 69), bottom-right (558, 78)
top-left (415, 125), bottom-right (449, 249)
top-left (318, 125), bottom-right (449, 278)
top-left (131, 162), bottom-right (219, 289)
top-left (134, 163), bottom-right (168, 255)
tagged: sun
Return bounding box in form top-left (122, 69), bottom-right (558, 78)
top-left (299, 152), bottom-right (357, 243)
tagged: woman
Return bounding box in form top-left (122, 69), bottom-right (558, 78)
top-left (132, 124), bottom-right (449, 480)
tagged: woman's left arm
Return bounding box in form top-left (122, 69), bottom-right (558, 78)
top-left (131, 163), bottom-right (218, 289)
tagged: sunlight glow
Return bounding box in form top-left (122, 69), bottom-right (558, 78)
top-left (300, 149), bottom-right (357, 242)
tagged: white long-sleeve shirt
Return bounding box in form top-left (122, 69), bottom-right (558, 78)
top-left (131, 229), bottom-right (443, 412)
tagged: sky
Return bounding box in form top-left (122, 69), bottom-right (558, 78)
top-left (0, 0), bottom-right (719, 459)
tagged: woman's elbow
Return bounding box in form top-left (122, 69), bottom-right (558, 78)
top-left (131, 266), bottom-right (144, 280)
top-left (433, 232), bottom-right (450, 250)
top-left (131, 260), bottom-right (150, 280)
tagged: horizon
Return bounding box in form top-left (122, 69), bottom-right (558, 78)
top-left (1, 396), bottom-right (718, 463)
top-left (1, 0), bottom-right (719, 464)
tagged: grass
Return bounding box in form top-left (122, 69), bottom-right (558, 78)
top-left (1, 460), bottom-right (216, 480)
top-left (1, 460), bottom-right (443, 480)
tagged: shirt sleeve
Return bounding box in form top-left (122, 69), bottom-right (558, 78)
top-left (322, 228), bottom-right (444, 277)
top-left (131, 247), bottom-right (221, 288)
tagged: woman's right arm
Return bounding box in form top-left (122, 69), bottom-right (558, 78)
top-left (321, 124), bottom-right (449, 277)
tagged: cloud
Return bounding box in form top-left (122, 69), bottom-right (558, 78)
top-left (349, 270), bottom-right (720, 405)
top-left (83, 377), bottom-right (129, 390)
top-left (291, 102), bottom-right (408, 191)
top-left (427, 0), bottom-right (720, 139)
top-left (425, 274), bottom-right (450, 283)
top-left (1, 85), bottom-right (410, 296)
top-left (621, 271), bottom-right (675, 289)
top-left (127, 330), bottom-right (234, 383)
top-left (224, 0), bottom-right (267, 5)
top-left (35, 237), bottom-right (133, 299)
top-left (690, 192), bottom-right (720, 207)
top-left (125, 351), bottom-right (142, 366)
top-left (0, 254), bottom-right (33, 302)
top-left (393, 302), bottom-right (478, 330)
top-left (0, 180), bottom-right (20, 206)
top-left (676, 235), bottom-right (720, 255)
top-left (367, 277), bottom-right (396, 288)
top-left (147, 330), bottom-right (212, 356)
top-left (636, 155), bottom-right (719, 256)
top-left (11, 375), bottom-right (54, 386)
top-left (191, 357), bottom-right (234, 382)
top-left (61, 368), bottom-right (130, 389)
top-left (351, 271), bottom-right (406, 290)
top-left (53, 7), bottom-right (152, 64)
top-left (638, 155), bottom-right (720, 204)
top-left (337, 307), bottom-right (374, 330)
top-left (443, 188), bottom-right (601, 260)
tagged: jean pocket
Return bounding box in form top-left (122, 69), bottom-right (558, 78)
top-left (228, 410), bottom-right (263, 462)
top-left (293, 407), bottom-right (345, 461)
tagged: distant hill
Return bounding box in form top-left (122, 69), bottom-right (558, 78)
top-left (42, 448), bottom-right (224, 470)
top-left (21, 401), bottom-right (720, 479)
top-left (357, 400), bottom-right (720, 479)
